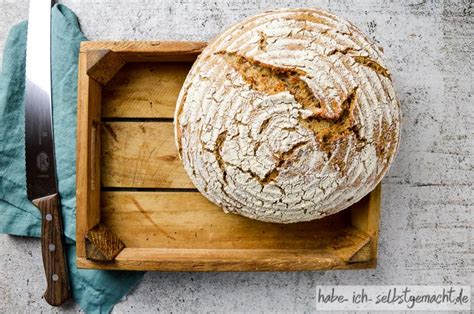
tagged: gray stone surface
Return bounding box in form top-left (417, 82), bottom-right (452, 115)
top-left (0, 0), bottom-right (472, 312)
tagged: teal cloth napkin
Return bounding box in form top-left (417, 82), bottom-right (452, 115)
top-left (0, 4), bottom-right (144, 313)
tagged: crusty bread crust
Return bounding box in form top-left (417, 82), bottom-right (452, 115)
top-left (174, 8), bottom-right (401, 223)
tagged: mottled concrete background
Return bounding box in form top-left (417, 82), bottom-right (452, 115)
top-left (0, 0), bottom-right (472, 312)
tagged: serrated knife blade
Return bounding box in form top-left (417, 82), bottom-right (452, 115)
top-left (24, 0), bottom-right (70, 306)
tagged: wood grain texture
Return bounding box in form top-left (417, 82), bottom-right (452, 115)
top-left (76, 246), bottom-right (375, 272)
top-left (101, 122), bottom-right (194, 188)
top-left (102, 62), bottom-right (192, 118)
top-left (86, 49), bottom-right (126, 85)
top-left (80, 41), bottom-right (206, 62)
top-left (93, 191), bottom-right (374, 270)
top-left (85, 223), bottom-right (125, 261)
top-left (32, 194), bottom-right (70, 306)
top-left (349, 242), bottom-right (372, 262)
top-left (100, 191), bottom-right (365, 249)
top-left (351, 183), bottom-right (381, 261)
top-left (76, 50), bottom-right (102, 258)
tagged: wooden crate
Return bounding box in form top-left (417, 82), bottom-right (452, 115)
top-left (76, 41), bottom-right (381, 271)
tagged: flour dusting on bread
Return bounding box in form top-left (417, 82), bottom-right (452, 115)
top-left (174, 8), bottom-right (400, 223)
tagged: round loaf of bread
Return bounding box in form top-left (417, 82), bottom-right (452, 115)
top-left (175, 8), bottom-right (400, 223)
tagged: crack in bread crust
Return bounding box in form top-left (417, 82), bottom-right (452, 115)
top-left (353, 56), bottom-right (391, 78)
top-left (219, 52), bottom-right (326, 117)
top-left (221, 52), bottom-right (365, 163)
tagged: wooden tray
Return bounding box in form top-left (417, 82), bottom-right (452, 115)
top-left (76, 41), bottom-right (381, 271)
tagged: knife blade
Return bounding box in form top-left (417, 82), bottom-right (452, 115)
top-left (24, 0), bottom-right (71, 306)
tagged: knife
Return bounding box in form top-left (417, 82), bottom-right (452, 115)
top-left (24, 0), bottom-right (71, 306)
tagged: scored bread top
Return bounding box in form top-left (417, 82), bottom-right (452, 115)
top-left (174, 8), bottom-right (400, 223)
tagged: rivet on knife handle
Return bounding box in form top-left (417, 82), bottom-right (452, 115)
top-left (33, 193), bottom-right (71, 306)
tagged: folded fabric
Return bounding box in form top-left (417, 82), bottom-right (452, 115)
top-left (0, 4), bottom-right (144, 313)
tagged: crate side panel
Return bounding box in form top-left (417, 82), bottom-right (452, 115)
top-left (100, 191), bottom-right (369, 254)
top-left (102, 62), bottom-right (192, 118)
top-left (76, 51), bottom-right (102, 258)
top-left (351, 184), bottom-right (381, 260)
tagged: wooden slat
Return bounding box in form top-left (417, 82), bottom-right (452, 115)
top-left (77, 252), bottom-right (376, 271)
top-left (77, 254), bottom-right (376, 271)
top-left (100, 192), bottom-right (369, 256)
top-left (76, 51), bottom-right (102, 258)
top-left (77, 248), bottom-right (343, 271)
top-left (77, 231), bottom-right (371, 272)
top-left (101, 122), bottom-right (194, 188)
top-left (80, 41), bottom-right (206, 62)
top-left (102, 62), bottom-right (191, 118)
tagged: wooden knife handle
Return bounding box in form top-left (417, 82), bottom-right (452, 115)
top-left (33, 193), bottom-right (71, 306)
